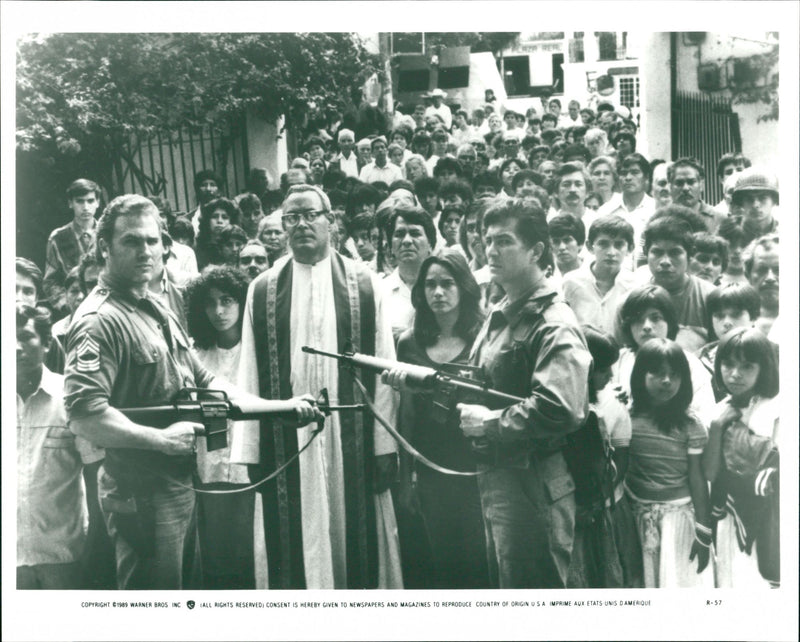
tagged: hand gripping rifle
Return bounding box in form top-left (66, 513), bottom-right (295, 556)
top-left (301, 346), bottom-right (524, 421)
top-left (119, 387), bottom-right (364, 451)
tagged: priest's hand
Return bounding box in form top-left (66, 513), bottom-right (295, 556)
top-left (285, 394), bottom-right (324, 427)
top-left (374, 453), bottom-right (399, 494)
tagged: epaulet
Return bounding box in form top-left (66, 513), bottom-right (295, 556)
top-left (75, 287), bottom-right (111, 317)
top-left (520, 291), bottom-right (558, 318)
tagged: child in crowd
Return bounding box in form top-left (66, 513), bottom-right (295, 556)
top-left (585, 192), bottom-right (603, 211)
top-left (704, 328), bottom-right (780, 588)
top-left (568, 326), bottom-right (642, 588)
top-left (563, 215), bottom-right (636, 337)
top-left (697, 283), bottom-right (761, 401)
top-left (437, 205), bottom-right (466, 254)
top-left (548, 214), bottom-right (585, 277)
top-left (717, 219), bottom-right (749, 286)
top-left (614, 285), bottom-right (716, 427)
top-left (688, 233), bottom-right (729, 285)
top-left (625, 338), bottom-right (714, 588)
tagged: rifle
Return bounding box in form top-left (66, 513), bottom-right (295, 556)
top-left (301, 346), bottom-right (524, 421)
top-left (119, 387), bottom-right (364, 451)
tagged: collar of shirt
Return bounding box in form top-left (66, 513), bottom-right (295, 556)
top-left (70, 219), bottom-right (96, 248)
top-left (490, 278), bottom-right (556, 332)
top-left (97, 273), bottom-right (164, 313)
top-left (17, 366), bottom-right (61, 406)
top-left (698, 202), bottom-right (717, 219)
top-left (384, 267), bottom-right (410, 294)
top-left (70, 219), bottom-right (96, 235)
top-left (292, 252), bottom-right (332, 273)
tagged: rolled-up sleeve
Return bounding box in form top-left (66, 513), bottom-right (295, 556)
top-left (63, 313), bottom-right (119, 420)
top-left (486, 322), bottom-right (592, 443)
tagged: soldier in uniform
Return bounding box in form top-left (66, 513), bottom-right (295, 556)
top-left (456, 198), bottom-right (592, 588)
top-left (64, 194), bottom-right (317, 590)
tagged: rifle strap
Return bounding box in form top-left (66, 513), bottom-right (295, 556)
top-left (352, 376), bottom-right (481, 477)
top-left (133, 421), bottom-right (326, 495)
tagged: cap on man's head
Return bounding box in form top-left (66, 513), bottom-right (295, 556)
top-left (427, 88), bottom-right (447, 99)
top-left (338, 128), bottom-right (355, 142)
top-left (356, 138), bottom-right (372, 150)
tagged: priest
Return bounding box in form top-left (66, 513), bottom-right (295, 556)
top-left (231, 184), bottom-right (403, 589)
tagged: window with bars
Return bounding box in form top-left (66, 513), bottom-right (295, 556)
top-left (618, 76), bottom-right (640, 109)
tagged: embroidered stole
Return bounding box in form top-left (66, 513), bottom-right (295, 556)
top-left (252, 253), bottom-right (378, 589)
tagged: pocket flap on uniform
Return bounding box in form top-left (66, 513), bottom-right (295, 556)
top-left (544, 473), bottom-right (575, 503)
top-left (133, 346), bottom-right (159, 365)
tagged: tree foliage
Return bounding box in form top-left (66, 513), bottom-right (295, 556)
top-left (17, 32), bottom-right (380, 155)
top-left (728, 43), bottom-right (779, 123)
top-left (16, 32), bottom-right (379, 265)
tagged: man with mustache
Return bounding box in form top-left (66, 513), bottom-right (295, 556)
top-left (745, 233), bottom-right (780, 337)
top-left (555, 162), bottom-right (594, 230)
top-left (668, 158), bottom-right (725, 235)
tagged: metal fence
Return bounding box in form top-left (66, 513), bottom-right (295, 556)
top-left (671, 91), bottom-right (741, 206)
top-left (114, 114), bottom-right (251, 213)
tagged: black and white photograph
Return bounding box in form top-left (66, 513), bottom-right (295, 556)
top-left (3, 2), bottom-right (798, 641)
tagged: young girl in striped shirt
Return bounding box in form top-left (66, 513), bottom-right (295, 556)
top-left (625, 337), bottom-right (714, 588)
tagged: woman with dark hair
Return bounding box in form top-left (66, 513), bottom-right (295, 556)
top-left (308, 156), bottom-right (327, 186)
top-left (437, 204), bottom-right (466, 252)
top-left (184, 266), bottom-right (256, 589)
top-left (497, 158), bottom-right (526, 199)
top-left (196, 197), bottom-right (241, 270)
top-left (386, 250), bottom-right (489, 588)
top-left (613, 284), bottom-right (715, 426)
top-left (625, 338), bottom-right (714, 587)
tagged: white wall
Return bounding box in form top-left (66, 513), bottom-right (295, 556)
top-left (675, 32), bottom-right (779, 168)
top-left (246, 110), bottom-right (287, 191)
top-left (639, 33), bottom-right (672, 162)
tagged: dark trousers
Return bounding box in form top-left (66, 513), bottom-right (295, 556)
top-left (417, 469), bottom-right (490, 589)
top-left (196, 483), bottom-right (255, 590)
top-left (477, 452), bottom-right (575, 588)
top-left (80, 461), bottom-right (117, 590)
top-left (98, 466), bottom-right (199, 590)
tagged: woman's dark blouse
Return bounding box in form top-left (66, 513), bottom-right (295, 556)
top-left (396, 328), bottom-right (477, 471)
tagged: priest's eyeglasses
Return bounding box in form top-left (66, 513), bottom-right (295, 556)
top-left (282, 210), bottom-right (327, 227)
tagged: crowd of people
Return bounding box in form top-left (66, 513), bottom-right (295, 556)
top-left (16, 91), bottom-right (781, 592)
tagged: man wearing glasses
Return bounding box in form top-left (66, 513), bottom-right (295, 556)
top-left (233, 184), bottom-right (403, 589)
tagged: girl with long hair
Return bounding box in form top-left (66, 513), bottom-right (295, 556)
top-left (704, 328), bottom-right (780, 587)
top-left (185, 266), bottom-right (255, 589)
top-left (625, 338), bottom-right (714, 587)
top-left (614, 285), bottom-right (716, 427)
